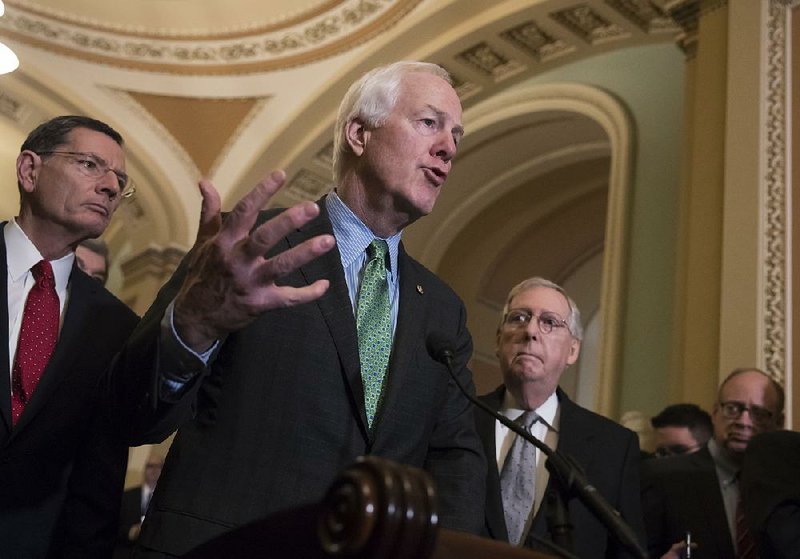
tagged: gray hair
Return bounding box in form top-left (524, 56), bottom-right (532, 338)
top-left (331, 61), bottom-right (451, 183)
top-left (500, 276), bottom-right (583, 340)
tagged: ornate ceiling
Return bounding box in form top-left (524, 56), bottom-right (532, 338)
top-left (0, 0), bottom-right (684, 393)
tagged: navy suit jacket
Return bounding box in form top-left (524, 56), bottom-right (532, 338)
top-left (112, 204), bottom-right (486, 556)
top-left (0, 227), bottom-right (138, 558)
top-left (477, 385), bottom-right (645, 559)
top-left (740, 430), bottom-right (800, 559)
top-left (641, 444), bottom-right (735, 559)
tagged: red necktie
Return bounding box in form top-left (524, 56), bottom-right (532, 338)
top-left (11, 260), bottom-right (59, 425)
top-left (736, 496), bottom-right (758, 559)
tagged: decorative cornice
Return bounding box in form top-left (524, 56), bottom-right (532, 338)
top-left (4, 0), bottom-right (344, 40)
top-left (653, 0), bottom-right (728, 57)
top-left (0, 0), bottom-right (421, 74)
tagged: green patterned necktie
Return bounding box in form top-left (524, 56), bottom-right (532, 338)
top-left (356, 239), bottom-right (392, 428)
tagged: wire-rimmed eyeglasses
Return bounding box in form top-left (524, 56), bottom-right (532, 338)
top-left (37, 150), bottom-right (135, 199)
top-left (502, 309), bottom-right (571, 335)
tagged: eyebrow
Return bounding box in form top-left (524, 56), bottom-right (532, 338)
top-left (427, 104), bottom-right (464, 141)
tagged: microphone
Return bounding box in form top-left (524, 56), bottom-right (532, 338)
top-left (426, 332), bottom-right (648, 559)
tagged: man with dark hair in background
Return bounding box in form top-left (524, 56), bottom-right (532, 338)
top-left (111, 61), bottom-right (485, 557)
top-left (76, 237), bottom-right (110, 285)
top-left (650, 403), bottom-right (712, 457)
top-left (642, 368), bottom-right (785, 559)
top-left (0, 115), bottom-right (139, 557)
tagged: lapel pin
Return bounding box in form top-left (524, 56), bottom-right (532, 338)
top-left (416, 284), bottom-right (424, 295)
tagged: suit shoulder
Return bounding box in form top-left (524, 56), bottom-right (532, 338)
top-left (563, 397), bottom-right (637, 441)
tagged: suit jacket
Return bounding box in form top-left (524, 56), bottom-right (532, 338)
top-left (112, 205), bottom-right (486, 556)
top-left (476, 386), bottom-right (646, 559)
top-left (0, 227), bottom-right (139, 558)
top-left (641, 444), bottom-right (734, 559)
top-left (740, 430), bottom-right (800, 559)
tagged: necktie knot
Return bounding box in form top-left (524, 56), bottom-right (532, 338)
top-left (32, 260), bottom-right (54, 287)
top-left (367, 239), bottom-right (388, 265)
top-left (518, 410), bottom-right (540, 431)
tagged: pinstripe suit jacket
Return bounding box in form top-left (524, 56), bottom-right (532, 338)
top-left (114, 202), bottom-right (486, 556)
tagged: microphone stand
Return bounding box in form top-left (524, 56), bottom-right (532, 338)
top-left (435, 346), bottom-right (648, 559)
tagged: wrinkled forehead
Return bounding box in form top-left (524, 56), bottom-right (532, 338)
top-left (509, 287), bottom-right (571, 316)
top-left (398, 72), bottom-right (462, 118)
top-left (719, 372), bottom-right (776, 406)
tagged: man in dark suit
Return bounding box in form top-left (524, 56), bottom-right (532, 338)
top-left (476, 277), bottom-right (645, 558)
top-left (740, 430), bottom-right (800, 559)
top-left (641, 368), bottom-right (785, 559)
top-left (0, 116), bottom-right (139, 557)
top-left (111, 61), bottom-right (485, 557)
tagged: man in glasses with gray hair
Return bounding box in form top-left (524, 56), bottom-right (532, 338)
top-left (642, 367), bottom-right (785, 559)
top-left (476, 276), bottom-right (645, 558)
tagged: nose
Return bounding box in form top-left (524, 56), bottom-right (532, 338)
top-left (523, 318), bottom-right (540, 340)
top-left (97, 169), bottom-right (122, 200)
top-left (432, 130), bottom-right (457, 162)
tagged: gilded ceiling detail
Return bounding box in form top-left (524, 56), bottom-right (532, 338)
top-left (0, 0), bottom-right (422, 73)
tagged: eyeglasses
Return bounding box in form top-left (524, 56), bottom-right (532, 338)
top-left (654, 444), bottom-right (699, 458)
top-left (37, 150), bottom-right (135, 199)
top-left (718, 401), bottom-right (775, 425)
top-left (502, 309), bottom-right (570, 335)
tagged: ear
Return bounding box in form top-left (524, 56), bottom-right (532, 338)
top-left (17, 150), bottom-right (40, 194)
top-left (345, 118), bottom-right (369, 157)
top-left (566, 338), bottom-right (581, 366)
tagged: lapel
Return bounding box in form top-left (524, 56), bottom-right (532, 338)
top-left (0, 229), bottom-right (11, 437)
top-left (477, 386), bottom-right (510, 541)
top-left (10, 264), bottom-right (99, 436)
top-left (530, 388), bottom-right (593, 533)
top-left (285, 203), bottom-right (367, 439)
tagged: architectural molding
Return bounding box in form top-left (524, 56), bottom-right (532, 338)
top-left (762, 0), bottom-right (794, 386)
top-left (0, 0), bottom-right (420, 73)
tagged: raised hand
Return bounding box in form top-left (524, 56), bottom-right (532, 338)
top-left (173, 170), bottom-right (335, 352)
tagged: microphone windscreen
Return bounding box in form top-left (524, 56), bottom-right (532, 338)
top-left (426, 332), bottom-right (454, 363)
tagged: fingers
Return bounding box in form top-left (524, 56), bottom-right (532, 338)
top-left (220, 170), bottom-right (287, 245)
top-left (195, 179), bottom-right (222, 245)
top-left (256, 234), bottom-right (336, 282)
top-left (267, 280), bottom-right (331, 308)
top-left (242, 200), bottom-right (322, 259)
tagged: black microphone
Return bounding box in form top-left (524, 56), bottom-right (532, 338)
top-left (426, 332), bottom-right (648, 559)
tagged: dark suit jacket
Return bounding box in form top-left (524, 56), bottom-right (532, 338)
top-left (641, 444), bottom-right (734, 559)
top-left (741, 430), bottom-right (800, 559)
top-left (476, 386), bottom-right (646, 559)
top-left (0, 227), bottom-right (139, 558)
top-left (112, 205), bottom-right (486, 556)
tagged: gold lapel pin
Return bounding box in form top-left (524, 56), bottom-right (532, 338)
top-left (416, 285), bottom-right (424, 295)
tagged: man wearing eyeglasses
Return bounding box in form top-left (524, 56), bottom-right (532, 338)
top-left (476, 276), bottom-right (645, 558)
top-left (0, 115), bottom-right (138, 557)
top-left (641, 368), bottom-right (785, 559)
